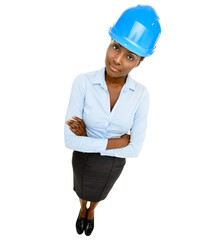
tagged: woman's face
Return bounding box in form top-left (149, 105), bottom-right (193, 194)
top-left (105, 40), bottom-right (142, 78)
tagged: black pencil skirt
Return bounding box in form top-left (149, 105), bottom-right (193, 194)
top-left (72, 150), bottom-right (126, 202)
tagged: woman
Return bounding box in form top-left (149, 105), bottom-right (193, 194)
top-left (64, 5), bottom-right (161, 236)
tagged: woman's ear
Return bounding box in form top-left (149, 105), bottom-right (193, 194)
top-left (135, 60), bottom-right (141, 68)
top-left (136, 56), bottom-right (144, 67)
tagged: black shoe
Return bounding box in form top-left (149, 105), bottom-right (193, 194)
top-left (76, 211), bottom-right (86, 235)
top-left (85, 217), bottom-right (94, 236)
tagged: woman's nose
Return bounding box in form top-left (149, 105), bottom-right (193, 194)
top-left (113, 53), bottom-right (122, 65)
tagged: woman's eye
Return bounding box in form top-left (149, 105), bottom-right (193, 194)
top-left (127, 55), bottom-right (134, 61)
top-left (112, 44), bottom-right (119, 51)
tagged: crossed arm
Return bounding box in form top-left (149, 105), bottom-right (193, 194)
top-left (66, 116), bottom-right (130, 150)
top-left (64, 76), bottom-right (149, 157)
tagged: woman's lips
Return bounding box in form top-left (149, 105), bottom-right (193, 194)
top-left (109, 64), bottom-right (120, 72)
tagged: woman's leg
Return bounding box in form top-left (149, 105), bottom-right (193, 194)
top-left (84, 201), bottom-right (98, 236)
top-left (79, 198), bottom-right (88, 218)
top-left (76, 198), bottom-right (88, 234)
top-left (87, 201), bottom-right (99, 220)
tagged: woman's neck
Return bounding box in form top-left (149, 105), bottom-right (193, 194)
top-left (105, 69), bottom-right (127, 87)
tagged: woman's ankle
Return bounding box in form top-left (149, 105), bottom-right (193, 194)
top-left (87, 209), bottom-right (94, 220)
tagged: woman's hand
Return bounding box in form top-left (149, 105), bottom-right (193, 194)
top-left (106, 134), bottom-right (130, 150)
top-left (120, 134), bottom-right (130, 147)
top-left (66, 117), bottom-right (87, 136)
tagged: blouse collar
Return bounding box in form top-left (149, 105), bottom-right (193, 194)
top-left (92, 67), bottom-right (137, 93)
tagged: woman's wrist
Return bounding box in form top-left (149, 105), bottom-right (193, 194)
top-left (106, 137), bottom-right (123, 150)
top-left (106, 134), bottom-right (130, 150)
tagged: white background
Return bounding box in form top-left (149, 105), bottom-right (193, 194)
top-left (0, 0), bottom-right (203, 239)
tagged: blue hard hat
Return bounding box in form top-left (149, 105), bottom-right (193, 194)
top-left (108, 5), bottom-right (161, 57)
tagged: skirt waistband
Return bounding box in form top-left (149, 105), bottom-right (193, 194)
top-left (73, 150), bottom-right (126, 161)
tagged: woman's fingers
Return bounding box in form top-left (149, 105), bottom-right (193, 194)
top-left (67, 122), bottom-right (79, 130)
top-left (66, 120), bottom-right (78, 127)
top-left (68, 123), bottom-right (80, 135)
top-left (66, 119), bottom-right (81, 132)
top-left (72, 117), bottom-right (85, 127)
top-left (66, 117), bottom-right (85, 129)
top-left (66, 116), bottom-right (84, 123)
top-left (65, 117), bottom-right (86, 136)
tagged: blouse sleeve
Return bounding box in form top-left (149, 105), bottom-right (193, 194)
top-left (100, 88), bottom-right (150, 158)
top-left (64, 75), bottom-right (108, 152)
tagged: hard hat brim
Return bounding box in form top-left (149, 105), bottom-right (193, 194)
top-left (108, 26), bottom-right (155, 57)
